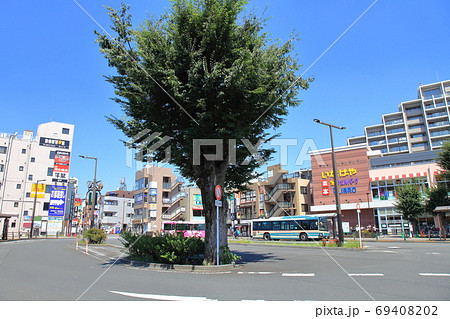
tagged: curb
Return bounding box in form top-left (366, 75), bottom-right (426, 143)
top-left (119, 257), bottom-right (240, 272)
top-left (229, 241), bottom-right (367, 250)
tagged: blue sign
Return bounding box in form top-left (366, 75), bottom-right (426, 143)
top-left (48, 185), bottom-right (66, 216)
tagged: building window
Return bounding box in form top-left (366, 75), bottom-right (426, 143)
top-left (14, 202), bottom-right (19, 207)
top-left (19, 166), bottom-right (24, 171)
top-left (49, 151), bottom-right (56, 159)
top-left (62, 128), bottom-right (70, 134)
top-left (300, 186), bottom-right (308, 194)
top-left (11, 222), bottom-right (16, 228)
top-left (24, 211), bottom-right (28, 216)
top-left (31, 157), bottom-right (35, 163)
top-left (28, 174), bottom-right (33, 181)
top-left (45, 185), bottom-right (52, 193)
top-left (43, 202), bottom-right (49, 211)
top-left (301, 204), bottom-right (309, 212)
top-left (0, 146), bottom-right (6, 154)
top-left (16, 184), bottom-right (21, 189)
top-left (26, 192), bottom-right (31, 198)
top-left (22, 148), bottom-right (26, 154)
top-left (0, 164), bottom-right (3, 172)
top-left (47, 168), bottom-right (53, 176)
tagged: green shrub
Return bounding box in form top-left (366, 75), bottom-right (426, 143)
top-left (84, 228), bottom-right (107, 244)
top-left (220, 246), bottom-right (241, 264)
top-left (120, 232), bottom-right (205, 265)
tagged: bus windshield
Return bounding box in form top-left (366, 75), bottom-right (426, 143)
top-left (318, 218), bottom-right (329, 231)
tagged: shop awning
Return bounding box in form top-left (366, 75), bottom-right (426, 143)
top-left (433, 206), bottom-right (450, 213)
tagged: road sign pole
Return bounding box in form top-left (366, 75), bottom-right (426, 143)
top-left (357, 209), bottom-right (362, 248)
top-left (216, 204), bottom-right (219, 265)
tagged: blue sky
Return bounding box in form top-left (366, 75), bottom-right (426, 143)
top-left (1, 0), bottom-right (449, 197)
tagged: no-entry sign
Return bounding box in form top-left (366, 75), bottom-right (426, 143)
top-left (215, 185), bottom-right (222, 200)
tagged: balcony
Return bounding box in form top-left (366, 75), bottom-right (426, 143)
top-left (430, 129), bottom-right (450, 138)
top-left (428, 121), bottom-right (450, 129)
top-left (388, 137), bottom-right (407, 144)
top-left (427, 111), bottom-right (448, 119)
top-left (385, 119), bottom-right (404, 126)
top-left (163, 183), bottom-right (172, 189)
top-left (162, 207), bottom-right (186, 220)
top-left (367, 131), bottom-right (385, 138)
top-left (368, 139), bottom-right (386, 146)
top-left (386, 128), bottom-right (406, 135)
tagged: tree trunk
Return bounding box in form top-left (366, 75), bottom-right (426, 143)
top-left (196, 162), bottom-right (229, 265)
top-left (439, 213), bottom-right (447, 240)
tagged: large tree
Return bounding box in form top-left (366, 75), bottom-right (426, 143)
top-left (395, 184), bottom-right (423, 233)
top-left (424, 185), bottom-right (448, 240)
top-left (95, 0), bottom-right (311, 264)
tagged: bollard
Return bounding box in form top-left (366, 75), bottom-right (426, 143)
top-left (76, 236), bottom-right (79, 251)
top-left (85, 239), bottom-right (88, 254)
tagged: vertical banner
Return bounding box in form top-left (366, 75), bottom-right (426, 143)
top-left (52, 151), bottom-right (70, 182)
top-left (48, 185), bottom-right (66, 217)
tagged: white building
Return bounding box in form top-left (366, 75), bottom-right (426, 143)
top-left (348, 80), bottom-right (450, 154)
top-left (100, 190), bottom-right (134, 233)
top-left (0, 122), bottom-right (74, 238)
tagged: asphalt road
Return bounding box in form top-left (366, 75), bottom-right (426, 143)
top-left (0, 237), bottom-right (449, 301)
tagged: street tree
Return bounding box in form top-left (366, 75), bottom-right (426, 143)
top-left (95, 0), bottom-right (311, 264)
top-left (394, 183), bottom-right (423, 233)
top-left (436, 140), bottom-right (450, 178)
top-left (425, 185), bottom-right (449, 240)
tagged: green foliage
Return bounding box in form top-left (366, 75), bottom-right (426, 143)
top-left (84, 228), bottom-right (107, 244)
top-left (395, 184), bottom-right (424, 223)
top-left (424, 185), bottom-right (450, 215)
top-left (96, 1), bottom-right (312, 263)
top-left (120, 232), bottom-right (205, 264)
top-left (437, 140), bottom-right (450, 174)
top-left (220, 245), bottom-right (241, 264)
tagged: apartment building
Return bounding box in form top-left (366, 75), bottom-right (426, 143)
top-left (132, 165), bottom-right (187, 233)
top-left (99, 190), bottom-right (134, 233)
top-left (231, 164), bottom-right (313, 234)
top-left (0, 122), bottom-right (75, 238)
top-left (348, 80), bottom-right (450, 154)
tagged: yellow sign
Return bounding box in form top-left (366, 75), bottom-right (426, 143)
top-left (31, 184), bottom-right (45, 192)
top-left (322, 168), bottom-right (357, 179)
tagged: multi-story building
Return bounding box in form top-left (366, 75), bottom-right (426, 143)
top-left (99, 190), bottom-right (134, 233)
top-left (132, 165), bottom-right (186, 233)
top-left (348, 80), bottom-right (450, 154)
top-left (310, 142), bottom-right (443, 235)
top-left (231, 164), bottom-right (313, 235)
top-left (0, 122), bottom-right (75, 239)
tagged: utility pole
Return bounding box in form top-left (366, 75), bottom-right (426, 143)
top-left (313, 119), bottom-right (346, 246)
top-left (30, 179), bottom-right (46, 238)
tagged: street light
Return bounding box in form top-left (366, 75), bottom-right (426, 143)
top-left (79, 155), bottom-right (98, 228)
top-left (313, 118), bottom-right (346, 246)
top-left (30, 179), bottom-right (46, 238)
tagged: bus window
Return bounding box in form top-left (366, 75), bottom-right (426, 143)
top-left (290, 221), bottom-right (300, 230)
top-left (310, 221), bottom-right (318, 230)
top-left (254, 222), bottom-right (261, 230)
top-left (163, 223), bottom-right (173, 231)
top-left (281, 221), bottom-right (289, 230)
top-left (273, 221), bottom-right (281, 230)
top-left (176, 224), bottom-right (186, 231)
top-left (319, 219), bottom-right (329, 231)
top-left (262, 221), bottom-right (272, 230)
top-left (199, 224), bottom-right (206, 231)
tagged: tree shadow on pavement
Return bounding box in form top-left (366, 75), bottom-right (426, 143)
top-left (232, 249), bottom-right (285, 265)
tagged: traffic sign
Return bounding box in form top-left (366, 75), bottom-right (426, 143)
top-left (356, 203), bottom-right (361, 210)
top-left (215, 185), bottom-right (222, 200)
top-left (215, 200), bottom-right (222, 207)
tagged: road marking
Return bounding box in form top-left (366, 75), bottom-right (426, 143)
top-left (426, 252), bottom-right (441, 255)
top-left (388, 246), bottom-right (400, 249)
top-left (349, 273), bottom-right (384, 277)
top-left (109, 290), bottom-right (216, 301)
top-left (419, 273), bottom-right (450, 277)
top-left (282, 273), bottom-right (315, 277)
top-left (382, 250), bottom-right (396, 253)
top-left (237, 271), bottom-right (274, 275)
